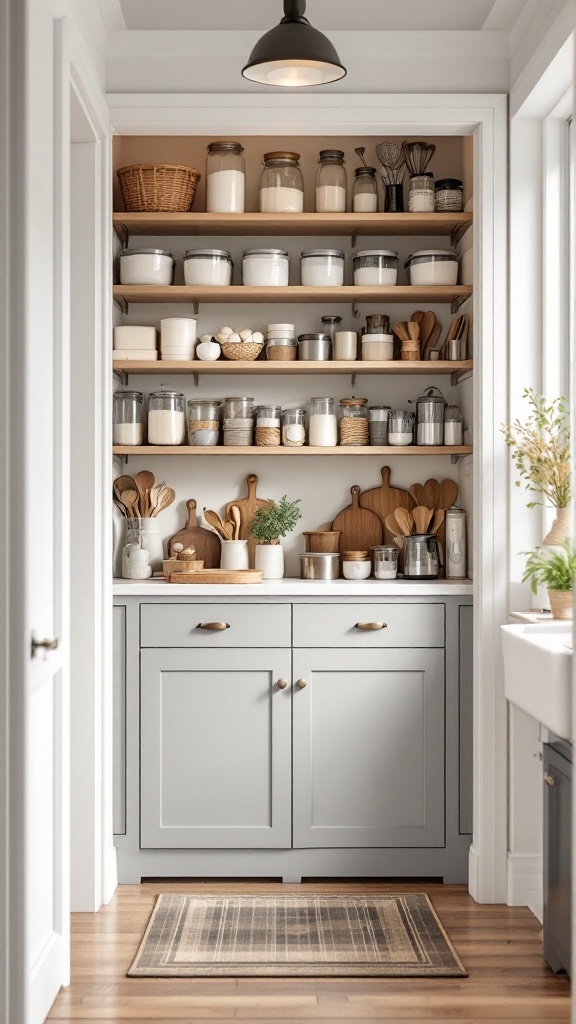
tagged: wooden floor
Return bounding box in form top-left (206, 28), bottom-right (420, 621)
top-left (48, 880), bottom-right (571, 1023)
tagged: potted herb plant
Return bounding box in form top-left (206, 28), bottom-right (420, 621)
top-left (250, 496), bottom-right (302, 579)
top-left (502, 389), bottom-right (571, 545)
top-left (522, 540), bottom-right (576, 619)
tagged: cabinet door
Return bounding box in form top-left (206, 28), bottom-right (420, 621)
top-left (543, 744), bottom-right (572, 974)
top-left (113, 605), bottom-right (127, 835)
top-left (293, 648), bottom-right (445, 848)
top-left (141, 648), bottom-right (292, 848)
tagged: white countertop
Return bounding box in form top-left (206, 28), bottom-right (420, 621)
top-left (113, 577), bottom-right (473, 597)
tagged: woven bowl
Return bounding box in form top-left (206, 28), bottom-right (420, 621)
top-left (221, 342), bottom-right (264, 362)
top-left (117, 164), bottom-right (201, 213)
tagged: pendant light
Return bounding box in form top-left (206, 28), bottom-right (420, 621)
top-left (242, 0), bottom-right (346, 88)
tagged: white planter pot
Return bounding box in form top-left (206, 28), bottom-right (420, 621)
top-left (220, 540), bottom-right (249, 570)
top-left (255, 543), bottom-right (284, 580)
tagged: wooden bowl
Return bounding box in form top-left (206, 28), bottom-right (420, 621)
top-left (342, 550), bottom-right (369, 561)
top-left (303, 530), bottom-right (342, 553)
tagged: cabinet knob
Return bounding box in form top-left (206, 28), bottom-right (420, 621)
top-left (544, 772), bottom-right (556, 788)
top-left (355, 622), bottom-right (387, 631)
top-left (296, 678), bottom-right (307, 689)
top-left (276, 678), bottom-right (288, 689)
top-left (31, 636), bottom-right (59, 657)
top-left (197, 622), bottom-right (230, 631)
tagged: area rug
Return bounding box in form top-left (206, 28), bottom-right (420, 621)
top-left (127, 893), bottom-right (467, 977)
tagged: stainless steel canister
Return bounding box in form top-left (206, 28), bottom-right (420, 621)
top-left (297, 334), bottom-right (332, 360)
top-left (299, 552), bottom-right (340, 580)
top-left (413, 387), bottom-right (447, 446)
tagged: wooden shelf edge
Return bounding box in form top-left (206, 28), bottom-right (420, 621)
top-left (113, 359), bottom-right (473, 376)
top-left (112, 284), bottom-right (473, 305)
top-left (113, 445), bottom-right (473, 457)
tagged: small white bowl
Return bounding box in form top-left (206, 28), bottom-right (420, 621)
top-left (342, 560), bottom-right (371, 580)
top-left (268, 323), bottom-right (295, 333)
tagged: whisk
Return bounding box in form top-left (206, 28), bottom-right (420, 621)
top-left (376, 141), bottom-right (405, 185)
top-left (403, 141), bottom-right (435, 176)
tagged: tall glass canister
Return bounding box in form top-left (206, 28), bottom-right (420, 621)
top-left (206, 141), bottom-right (245, 213)
top-left (147, 392), bottom-right (186, 445)
top-left (353, 167), bottom-right (378, 212)
top-left (259, 152), bottom-right (304, 213)
top-left (309, 398), bottom-right (337, 447)
top-left (315, 150), bottom-right (347, 212)
top-left (113, 391), bottom-right (144, 445)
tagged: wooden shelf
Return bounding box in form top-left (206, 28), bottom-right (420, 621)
top-left (113, 445), bottom-right (473, 457)
top-left (113, 284), bottom-right (472, 306)
top-left (113, 358), bottom-right (472, 377)
top-left (113, 211), bottom-right (472, 239)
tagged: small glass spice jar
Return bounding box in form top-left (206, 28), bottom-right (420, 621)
top-left (256, 405), bottom-right (282, 447)
top-left (206, 141), bottom-right (245, 213)
top-left (147, 391), bottom-right (186, 445)
top-left (113, 391), bottom-right (144, 446)
top-left (339, 397), bottom-right (369, 446)
top-left (369, 406), bottom-right (391, 446)
top-left (309, 397), bottom-right (337, 447)
top-left (435, 178), bottom-right (464, 212)
top-left (353, 167), bottom-right (378, 213)
top-left (315, 149), bottom-right (347, 212)
top-left (260, 152), bottom-right (304, 213)
top-left (408, 173), bottom-right (435, 213)
top-left (444, 405), bottom-right (464, 446)
top-left (282, 408), bottom-right (306, 447)
top-left (223, 397), bottom-right (254, 447)
top-left (188, 400), bottom-right (221, 447)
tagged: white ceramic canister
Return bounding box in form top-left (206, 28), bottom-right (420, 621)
top-left (124, 518), bottom-right (163, 573)
top-left (119, 248), bottom-right (175, 286)
top-left (301, 249), bottom-right (345, 287)
top-left (333, 331), bottom-right (358, 360)
top-left (160, 318), bottom-right (197, 358)
top-left (220, 540), bottom-right (249, 571)
top-left (404, 249), bottom-right (459, 286)
top-left (113, 325), bottom-right (158, 351)
top-left (242, 249), bottom-right (289, 287)
top-left (183, 249), bottom-right (233, 286)
top-left (255, 544), bottom-right (285, 580)
top-left (361, 334), bottom-right (394, 361)
top-left (342, 559), bottom-right (371, 580)
top-left (353, 250), bottom-right (398, 286)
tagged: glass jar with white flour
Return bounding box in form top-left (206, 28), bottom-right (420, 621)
top-left (260, 152), bottom-right (304, 213)
top-left (206, 141), bottom-right (245, 213)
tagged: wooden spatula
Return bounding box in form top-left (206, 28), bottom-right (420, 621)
top-left (409, 483), bottom-right (426, 506)
top-left (394, 507), bottom-right (414, 537)
top-left (429, 509), bottom-right (445, 534)
top-left (440, 479), bottom-right (459, 511)
top-left (424, 478), bottom-right (441, 510)
top-left (413, 506), bottom-right (433, 534)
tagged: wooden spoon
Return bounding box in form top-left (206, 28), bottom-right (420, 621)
top-left (411, 310), bottom-right (425, 324)
top-left (429, 509), bottom-right (445, 535)
top-left (393, 321), bottom-right (410, 342)
top-left (113, 475), bottom-right (136, 502)
top-left (229, 504), bottom-right (241, 540)
top-left (409, 483), bottom-right (426, 506)
top-left (424, 478), bottom-right (441, 510)
top-left (385, 513), bottom-right (401, 537)
top-left (407, 320), bottom-right (420, 341)
top-left (152, 486), bottom-right (175, 517)
top-left (203, 508), bottom-right (230, 540)
top-left (394, 507), bottom-right (414, 537)
top-left (440, 479), bottom-right (459, 511)
top-left (120, 488), bottom-right (139, 517)
top-left (134, 470), bottom-right (155, 518)
top-left (413, 506), bottom-right (433, 534)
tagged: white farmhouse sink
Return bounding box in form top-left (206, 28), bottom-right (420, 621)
top-left (501, 622), bottom-right (573, 740)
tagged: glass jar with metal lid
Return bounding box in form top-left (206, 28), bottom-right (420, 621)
top-left (119, 249), bottom-right (174, 286)
top-left (372, 546), bottom-right (399, 579)
top-left (409, 172), bottom-right (434, 213)
top-left (301, 249), bottom-right (345, 287)
top-left (183, 248), bottom-right (233, 286)
top-left (259, 152), bottom-right (304, 213)
top-left (315, 149), bottom-right (347, 212)
top-left (434, 178), bottom-right (463, 212)
top-left (147, 392), bottom-right (186, 446)
top-left (188, 400), bottom-right (222, 447)
top-left (339, 397), bottom-right (369, 446)
top-left (242, 248), bottom-right (289, 287)
top-left (113, 391), bottom-right (144, 446)
top-left (353, 250), bottom-right (398, 286)
top-left (206, 141), bottom-right (245, 213)
top-left (353, 166), bottom-right (378, 213)
top-left (256, 405), bottom-right (282, 447)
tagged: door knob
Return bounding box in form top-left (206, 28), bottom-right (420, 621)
top-left (276, 678), bottom-right (288, 689)
top-left (31, 636), bottom-right (59, 657)
top-left (544, 772), bottom-right (556, 788)
top-left (296, 678), bottom-right (307, 688)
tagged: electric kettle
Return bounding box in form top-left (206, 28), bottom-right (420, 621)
top-left (404, 534), bottom-right (440, 579)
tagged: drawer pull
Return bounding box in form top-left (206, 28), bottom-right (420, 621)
top-left (544, 772), bottom-right (556, 788)
top-left (276, 678), bottom-right (288, 689)
top-left (296, 678), bottom-right (307, 689)
top-left (197, 622), bottom-right (230, 631)
top-left (355, 622), bottom-right (387, 631)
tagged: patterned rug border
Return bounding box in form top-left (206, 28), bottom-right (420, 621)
top-left (127, 893), bottom-right (467, 978)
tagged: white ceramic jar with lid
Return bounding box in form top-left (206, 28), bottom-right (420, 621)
top-left (404, 249), bottom-right (459, 286)
top-left (260, 152), bottom-right (304, 213)
top-left (183, 249), bottom-right (233, 286)
top-left (147, 391), bottom-right (186, 445)
top-left (206, 141), bottom-right (245, 213)
top-left (242, 249), bottom-right (289, 287)
top-left (301, 249), bottom-right (345, 287)
top-left (120, 248), bottom-right (174, 286)
top-left (353, 250), bottom-right (398, 286)
top-left (315, 149), bottom-right (347, 212)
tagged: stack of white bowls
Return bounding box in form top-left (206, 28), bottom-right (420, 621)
top-left (160, 318), bottom-right (197, 361)
top-left (266, 322), bottom-right (295, 344)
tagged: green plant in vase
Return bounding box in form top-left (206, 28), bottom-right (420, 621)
top-left (251, 496), bottom-right (302, 579)
top-left (522, 540), bottom-right (576, 619)
top-left (502, 388), bottom-right (571, 545)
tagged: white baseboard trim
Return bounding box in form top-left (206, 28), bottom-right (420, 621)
top-left (468, 845), bottom-right (479, 901)
top-left (102, 842), bottom-right (118, 907)
top-left (507, 853), bottom-right (543, 922)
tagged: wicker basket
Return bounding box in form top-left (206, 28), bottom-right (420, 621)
top-left (303, 531), bottom-right (342, 553)
top-left (221, 342), bottom-right (264, 362)
top-left (117, 164), bottom-right (201, 213)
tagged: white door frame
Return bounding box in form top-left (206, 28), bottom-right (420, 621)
top-left (107, 90), bottom-right (509, 902)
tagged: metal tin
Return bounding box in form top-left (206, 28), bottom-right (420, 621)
top-left (299, 552), bottom-right (341, 580)
top-left (298, 334), bottom-right (332, 360)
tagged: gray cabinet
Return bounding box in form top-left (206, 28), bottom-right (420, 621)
top-left (113, 605), bottom-right (126, 835)
top-left (292, 648), bottom-right (445, 848)
top-left (543, 741), bottom-right (572, 975)
top-left (140, 647), bottom-right (292, 849)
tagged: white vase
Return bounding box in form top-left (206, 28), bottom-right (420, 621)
top-left (255, 543), bottom-right (284, 580)
top-left (220, 540), bottom-right (249, 570)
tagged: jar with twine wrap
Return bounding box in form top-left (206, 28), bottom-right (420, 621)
top-left (339, 397), bottom-right (369, 446)
top-left (256, 405), bottom-right (281, 447)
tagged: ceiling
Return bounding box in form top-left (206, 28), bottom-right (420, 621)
top-left (117, 0), bottom-right (528, 33)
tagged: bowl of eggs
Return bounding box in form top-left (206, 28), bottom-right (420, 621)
top-left (217, 326), bottom-right (265, 361)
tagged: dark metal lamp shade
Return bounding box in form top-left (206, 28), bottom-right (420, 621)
top-left (242, 0), bottom-right (346, 87)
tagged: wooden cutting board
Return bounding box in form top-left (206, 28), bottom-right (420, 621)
top-left (170, 569), bottom-right (264, 585)
top-left (167, 499), bottom-right (221, 569)
top-left (359, 466), bottom-right (415, 544)
top-left (224, 474), bottom-right (272, 569)
top-left (332, 485), bottom-right (383, 558)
